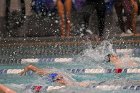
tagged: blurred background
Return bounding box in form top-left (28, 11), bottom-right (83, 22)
top-left (0, 0), bottom-right (139, 38)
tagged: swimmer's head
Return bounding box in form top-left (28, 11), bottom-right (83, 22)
top-left (54, 75), bottom-right (66, 85)
top-left (105, 54), bottom-right (118, 62)
top-left (55, 76), bottom-right (63, 81)
top-left (105, 54), bottom-right (112, 62)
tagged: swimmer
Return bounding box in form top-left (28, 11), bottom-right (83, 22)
top-left (106, 54), bottom-right (138, 68)
top-left (19, 64), bottom-right (96, 87)
top-left (0, 84), bottom-right (16, 93)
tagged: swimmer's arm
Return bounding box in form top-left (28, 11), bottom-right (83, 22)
top-left (0, 84), bottom-right (16, 93)
top-left (73, 81), bottom-right (96, 87)
top-left (124, 56), bottom-right (139, 67)
top-left (19, 64), bottom-right (48, 76)
top-left (129, 60), bottom-right (139, 67)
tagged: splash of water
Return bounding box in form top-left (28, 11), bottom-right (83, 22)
top-left (75, 40), bottom-right (115, 66)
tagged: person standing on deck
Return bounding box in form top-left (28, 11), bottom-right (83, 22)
top-left (82, 0), bottom-right (106, 40)
top-left (114, 0), bottom-right (138, 36)
top-left (130, 0), bottom-right (138, 35)
top-left (56, 0), bottom-right (72, 37)
top-left (137, 0), bottom-right (140, 15)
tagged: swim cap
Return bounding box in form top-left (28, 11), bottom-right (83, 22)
top-left (48, 73), bottom-right (58, 82)
top-left (104, 54), bottom-right (111, 62)
top-left (32, 86), bottom-right (42, 92)
top-left (114, 68), bottom-right (122, 73)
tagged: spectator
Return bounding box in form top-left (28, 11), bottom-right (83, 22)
top-left (131, 0), bottom-right (138, 34)
top-left (5, 0), bottom-right (25, 37)
top-left (56, 0), bottom-right (72, 37)
top-left (82, 0), bottom-right (106, 40)
top-left (32, 0), bottom-right (55, 16)
top-left (114, 0), bottom-right (138, 36)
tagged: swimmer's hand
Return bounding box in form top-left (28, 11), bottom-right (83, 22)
top-left (18, 70), bottom-right (26, 76)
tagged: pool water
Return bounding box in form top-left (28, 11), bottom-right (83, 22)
top-left (1, 63), bottom-right (140, 93)
top-left (0, 41), bottom-right (140, 93)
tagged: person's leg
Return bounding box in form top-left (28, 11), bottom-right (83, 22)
top-left (123, 0), bottom-right (133, 33)
top-left (64, 0), bottom-right (72, 36)
top-left (114, 1), bottom-right (125, 33)
top-left (20, 0), bottom-right (25, 14)
top-left (131, 0), bottom-right (138, 34)
top-left (83, 12), bottom-right (91, 35)
top-left (82, 1), bottom-right (94, 35)
top-left (56, 0), bottom-right (65, 37)
top-left (5, 0), bottom-right (11, 37)
top-left (0, 84), bottom-right (16, 93)
top-left (138, 0), bottom-right (140, 15)
top-left (95, 0), bottom-right (106, 38)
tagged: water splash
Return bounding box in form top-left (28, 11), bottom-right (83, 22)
top-left (75, 40), bottom-right (115, 66)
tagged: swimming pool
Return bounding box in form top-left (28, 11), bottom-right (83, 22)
top-left (0, 41), bottom-right (140, 93)
top-left (1, 61), bottom-right (140, 93)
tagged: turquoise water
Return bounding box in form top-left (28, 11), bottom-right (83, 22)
top-left (1, 61), bottom-right (140, 93)
top-left (1, 41), bottom-right (140, 93)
